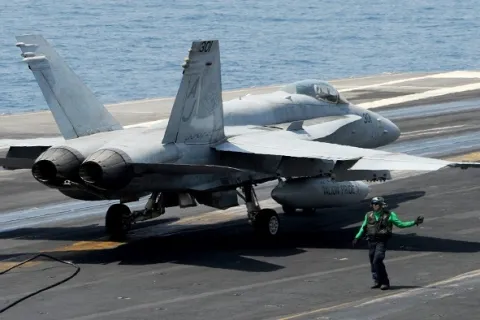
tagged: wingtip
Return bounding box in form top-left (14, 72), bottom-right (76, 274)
top-left (447, 161), bottom-right (480, 169)
top-left (193, 39), bottom-right (219, 43)
top-left (15, 34), bottom-right (46, 48)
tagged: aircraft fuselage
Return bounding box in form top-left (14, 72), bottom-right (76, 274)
top-left (30, 80), bottom-right (401, 201)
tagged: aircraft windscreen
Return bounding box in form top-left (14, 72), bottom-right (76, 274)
top-left (281, 80), bottom-right (348, 104)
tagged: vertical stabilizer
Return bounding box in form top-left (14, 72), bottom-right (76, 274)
top-left (162, 40), bottom-right (225, 145)
top-left (15, 35), bottom-right (123, 140)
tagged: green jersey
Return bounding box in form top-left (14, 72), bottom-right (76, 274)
top-left (355, 210), bottom-right (416, 239)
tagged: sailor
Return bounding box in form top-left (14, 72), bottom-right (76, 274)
top-left (352, 196), bottom-right (424, 290)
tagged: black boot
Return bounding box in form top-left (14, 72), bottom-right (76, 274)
top-left (380, 284), bottom-right (390, 290)
top-left (371, 282), bottom-right (381, 289)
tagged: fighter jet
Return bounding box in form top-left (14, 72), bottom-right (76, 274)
top-left (2, 35), bottom-right (399, 193)
top-left (2, 35), bottom-right (479, 239)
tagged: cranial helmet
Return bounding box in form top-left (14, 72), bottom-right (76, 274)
top-left (371, 196), bottom-right (386, 206)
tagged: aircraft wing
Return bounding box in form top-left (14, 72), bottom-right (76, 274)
top-left (213, 132), bottom-right (480, 171)
top-left (132, 163), bottom-right (246, 175)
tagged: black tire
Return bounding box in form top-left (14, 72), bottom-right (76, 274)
top-left (252, 209), bottom-right (280, 237)
top-left (105, 204), bottom-right (132, 240)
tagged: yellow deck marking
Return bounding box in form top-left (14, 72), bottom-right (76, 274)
top-left (444, 151), bottom-right (480, 162)
top-left (0, 261), bottom-right (40, 272)
top-left (0, 242), bottom-right (124, 273)
top-left (47, 241), bottom-right (125, 253)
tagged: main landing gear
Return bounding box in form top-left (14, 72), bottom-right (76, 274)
top-left (105, 192), bottom-right (165, 240)
top-left (104, 185), bottom-right (281, 240)
top-left (238, 184), bottom-right (280, 238)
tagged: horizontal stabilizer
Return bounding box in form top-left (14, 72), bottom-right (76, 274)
top-left (0, 157), bottom-right (35, 170)
top-left (133, 163), bottom-right (244, 175)
top-left (213, 132), bottom-right (480, 172)
top-left (0, 145), bottom-right (50, 169)
top-left (15, 35), bottom-right (123, 140)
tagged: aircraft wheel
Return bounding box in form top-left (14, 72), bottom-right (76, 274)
top-left (105, 203), bottom-right (132, 240)
top-left (253, 209), bottom-right (280, 237)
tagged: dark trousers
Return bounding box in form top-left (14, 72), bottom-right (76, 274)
top-left (368, 240), bottom-right (389, 285)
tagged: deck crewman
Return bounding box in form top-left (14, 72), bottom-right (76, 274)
top-left (352, 196), bottom-right (424, 290)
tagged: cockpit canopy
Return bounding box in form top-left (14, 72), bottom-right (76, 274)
top-left (280, 79), bottom-right (348, 104)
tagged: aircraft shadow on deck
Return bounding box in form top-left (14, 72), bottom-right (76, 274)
top-left (1, 190), bottom-right (480, 273)
top-left (0, 216), bottom-right (182, 242)
top-left (0, 190), bottom-right (426, 242)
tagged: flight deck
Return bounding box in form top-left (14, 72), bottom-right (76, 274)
top-left (1, 71), bottom-right (480, 319)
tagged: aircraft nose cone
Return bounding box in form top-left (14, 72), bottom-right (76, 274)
top-left (383, 118), bottom-right (400, 143)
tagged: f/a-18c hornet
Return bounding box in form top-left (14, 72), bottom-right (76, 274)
top-left (2, 35), bottom-right (478, 239)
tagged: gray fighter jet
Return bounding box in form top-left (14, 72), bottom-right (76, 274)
top-left (2, 35), bottom-right (478, 239)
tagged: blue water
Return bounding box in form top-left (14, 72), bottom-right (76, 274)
top-left (1, 0), bottom-right (479, 114)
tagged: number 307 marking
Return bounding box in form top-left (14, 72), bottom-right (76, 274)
top-left (199, 41), bottom-right (213, 52)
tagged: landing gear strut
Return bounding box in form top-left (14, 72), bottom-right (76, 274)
top-left (105, 192), bottom-right (166, 240)
top-left (238, 184), bottom-right (280, 238)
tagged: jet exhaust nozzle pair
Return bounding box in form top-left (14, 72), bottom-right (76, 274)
top-left (31, 148), bottom-right (133, 190)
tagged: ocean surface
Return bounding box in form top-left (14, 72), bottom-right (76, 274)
top-left (1, 0), bottom-right (479, 114)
